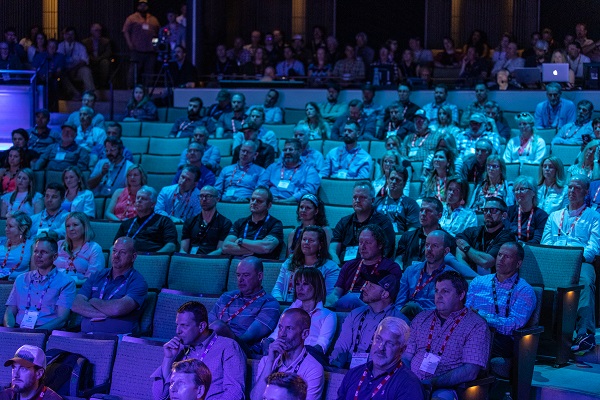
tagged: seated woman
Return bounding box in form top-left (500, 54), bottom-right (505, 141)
top-left (373, 150), bottom-right (411, 198)
top-left (538, 156), bottom-right (567, 214)
top-left (0, 168), bottom-right (43, 217)
top-left (0, 129), bottom-right (39, 167)
top-left (286, 194), bottom-right (333, 256)
top-left (62, 166), bottom-right (95, 218)
top-left (384, 134), bottom-right (402, 152)
top-left (421, 148), bottom-right (455, 201)
top-left (567, 140), bottom-right (597, 179)
top-left (434, 37), bottom-right (462, 68)
top-left (503, 112), bottom-right (546, 164)
top-left (0, 211), bottom-right (33, 280)
top-left (123, 84), bottom-right (158, 122)
top-left (421, 134), bottom-right (462, 178)
top-left (267, 267), bottom-right (336, 360)
top-left (506, 176), bottom-right (548, 244)
top-left (428, 105), bottom-right (461, 138)
top-left (440, 176), bottom-right (477, 236)
top-left (105, 164), bottom-right (147, 221)
top-left (0, 147), bottom-right (26, 194)
top-left (307, 47), bottom-right (332, 87)
top-left (374, 165), bottom-right (419, 236)
top-left (298, 102), bottom-right (330, 140)
top-left (469, 155), bottom-right (514, 211)
top-left (55, 212), bottom-right (103, 285)
top-left (274, 225), bottom-right (339, 302)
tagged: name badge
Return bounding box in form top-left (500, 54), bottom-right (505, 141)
top-left (277, 180), bottom-right (291, 189)
top-left (350, 352), bottom-right (369, 369)
top-left (387, 205), bottom-right (397, 213)
top-left (344, 246), bottom-right (359, 261)
top-left (21, 311), bottom-right (39, 329)
top-left (55, 152), bottom-right (66, 161)
top-left (336, 170), bottom-right (348, 179)
top-left (142, 23), bottom-right (150, 30)
top-left (191, 246), bottom-right (199, 254)
top-left (225, 187), bottom-right (236, 197)
top-left (419, 352), bottom-right (440, 374)
top-left (409, 148), bottom-right (418, 158)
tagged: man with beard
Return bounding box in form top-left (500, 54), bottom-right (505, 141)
top-left (330, 100), bottom-right (377, 140)
top-left (292, 124), bottom-right (325, 173)
top-left (233, 107), bottom-right (278, 153)
top-left (155, 165), bottom-right (202, 223)
top-left (378, 101), bottom-right (416, 141)
top-left (170, 97), bottom-right (216, 138)
top-left (318, 83), bottom-right (347, 124)
top-left (251, 309), bottom-right (324, 400)
top-left (400, 110), bottom-right (442, 162)
top-left (216, 93), bottom-right (249, 139)
top-left (250, 89), bottom-right (283, 124)
top-left (321, 121), bottom-right (372, 179)
top-left (216, 140), bottom-right (264, 202)
top-left (456, 113), bottom-right (501, 158)
top-left (460, 83), bottom-right (489, 127)
top-left (88, 137), bottom-right (133, 196)
top-left (534, 82), bottom-right (576, 129)
top-left (0, 345), bottom-right (62, 400)
top-left (231, 122), bottom-right (275, 169)
top-left (257, 139), bottom-right (320, 204)
top-left (422, 84), bottom-right (458, 124)
top-left (176, 126), bottom-right (221, 172)
top-left (551, 100), bottom-right (594, 146)
top-left (168, 45), bottom-right (198, 88)
top-left (456, 197), bottom-right (516, 275)
top-left (459, 138), bottom-right (493, 185)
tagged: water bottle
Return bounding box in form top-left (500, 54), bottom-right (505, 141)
top-left (501, 392), bottom-right (513, 400)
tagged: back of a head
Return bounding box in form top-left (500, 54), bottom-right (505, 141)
top-left (264, 372), bottom-right (307, 400)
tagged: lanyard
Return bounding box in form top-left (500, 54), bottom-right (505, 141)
top-left (353, 361), bottom-right (402, 400)
top-left (196, 212), bottom-right (218, 242)
top-left (243, 215), bottom-right (270, 240)
top-left (170, 188), bottom-right (192, 219)
top-left (517, 207), bottom-right (534, 241)
top-left (483, 182), bottom-right (502, 198)
top-left (517, 136), bottom-right (531, 156)
top-left (411, 132), bottom-right (429, 148)
top-left (126, 213), bottom-right (155, 239)
top-left (1, 240), bottom-right (25, 272)
top-left (98, 272), bottom-right (131, 300)
top-left (410, 265), bottom-right (444, 300)
top-left (338, 147), bottom-right (359, 170)
top-left (229, 164), bottom-right (251, 187)
top-left (280, 165), bottom-right (300, 181)
top-left (39, 209), bottom-right (64, 229)
top-left (103, 161), bottom-right (126, 189)
top-left (558, 206), bottom-right (585, 237)
top-left (426, 308), bottom-right (468, 356)
top-left (353, 310), bottom-right (369, 353)
top-left (26, 271), bottom-right (57, 311)
top-left (276, 351), bottom-right (309, 374)
top-left (218, 292), bottom-right (265, 322)
top-left (348, 259), bottom-right (380, 293)
top-left (435, 177), bottom-right (446, 201)
top-left (594, 185), bottom-right (600, 203)
top-left (492, 275), bottom-right (519, 317)
top-left (67, 242), bottom-right (88, 272)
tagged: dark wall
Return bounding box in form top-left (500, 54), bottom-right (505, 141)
top-left (540, 0), bottom-right (600, 45)
top-left (0, 2), bottom-right (41, 40)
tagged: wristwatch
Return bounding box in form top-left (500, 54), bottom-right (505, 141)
top-left (461, 245), bottom-right (471, 253)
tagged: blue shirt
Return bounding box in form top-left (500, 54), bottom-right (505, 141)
top-left (215, 162), bottom-right (264, 201)
top-left (155, 185), bottom-right (202, 221)
top-left (422, 101), bottom-right (459, 124)
top-left (534, 98), bottom-right (577, 129)
top-left (321, 144), bottom-right (372, 179)
top-left (172, 165), bottom-right (216, 190)
top-left (178, 144), bottom-right (222, 170)
top-left (397, 261), bottom-right (453, 309)
top-left (30, 209), bottom-right (68, 239)
top-left (257, 161), bottom-right (320, 201)
top-left (90, 158), bottom-right (133, 196)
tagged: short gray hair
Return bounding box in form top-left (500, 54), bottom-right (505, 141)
top-left (377, 317), bottom-right (410, 347)
top-left (353, 181), bottom-right (375, 198)
top-left (138, 185), bottom-right (158, 202)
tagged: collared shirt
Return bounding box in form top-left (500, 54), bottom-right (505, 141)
top-left (469, 180), bottom-right (515, 211)
top-left (55, 240), bottom-right (104, 282)
top-left (30, 209), bottom-right (68, 239)
top-left (57, 40), bottom-right (89, 69)
top-left (0, 238), bottom-right (33, 281)
top-left (336, 258), bottom-right (402, 294)
top-left (91, 144), bottom-right (134, 163)
top-left (456, 226), bottom-right (517, 273)
top-left (90, 158), bottom-right (133, 196)
top-left (397, 261), bottom-right (453, 309)
top-left (182, 212), bottom-right (232, 254)
top-left (321, 144), bottom-right (372, 179)
top-left (405, 308), bottom-right (490, 380)
top-left (300, 148), bottom-right (325, 173)
top-left (275, 59), bottom-right (306, 77)
top-left (457, 130), bottom-right (502, 158)
top-left (233, 127), bottom-right (278, 153)
top-left (422, 101), bottom-right (459, 124)
top-left (151, 331), bottom-right (247, 400)
top-left (172, 165), bottom-right (216, 190)
top-left (121, 11), bottom-right (160, 53)
top-left (503, 135), bottom-right (547, 164)
top-left (78, 267), bottom-right (148, 334)
top-left (6, 267), bottom-right (76, 327)
top-left (115, 213), bottom-right (179, 253)
top-left (374, 195), bottom-right (420, 235)
top-left (466, 273), bottom-right (536, 335)
top-left (552, 121), bottom-right (593, 146)
top-left (169, 116), bottom-right (216, 138)
top-left (208, 288), bottom-right (280, 343)
top-left (440, 205), bottom-right (478, 237)
top-left (534, 99), bottom-right (577, 129)
top-left (28, 128), bottom-right (62, 153)
top-left (155, 184), bottom-right (202, 221)
top-left (76, 125), bottom-right (106, 152)
top-left (538, 184), bottom-right (567, 215)
top-left (229, 214), bottom-right (284, 259)
top-left (215, 162), bottom-right (264, 201)
top-left (36, 142), bottom-right (90, 172)
top-left (202, 144), bottom-right (222, 169)
top-left (330, 113), bottom-right (378, 141)
top-left (332, 211), bottom-right (397, 260)
top-left (61, 189), bottom-right (95, 218)
top-left (542, 206), bottom-right (600, 263)
top-left (257, 161), bottom-right (320, 201)
top-left (332, 58), bottom-right (365, 81)
top-left (506, 205), bottom-right (548, 244)
top-left (232, 141), bottom-right (275, 169)
top-left (329, 304), bottom-right (409, 368)
top-left (65, 110), bottom-right (105, 129)
top-left (217, 112), bottom-right (249, 138)
top-left (338, 361), bottom-right (424, 400)
top-left (401, 130), bottom-right (443, 162)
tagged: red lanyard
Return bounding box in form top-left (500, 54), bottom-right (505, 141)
top-left (218, 292), bottom-right (265, 322)
top-left (517, 136), bottom-right (531, 156)
top-left (558, 206), bottom-right (585, 237)
top-left (338, 148), bottom-right (359, 170)
top-left (1, 241), bottom-right (25, 272)
top-left (593, 185), bottom-right (600, 203)
top-left (67, 243), bottom-right (88, 272)
top-left (39, 210), bottom-right (63, 229)
top-left (483, 182), bottom-right (502, 197)
top-left (411, 132), bottom-right (429, 147)
top-left (353, 361), bottom-right (402, 400)
top-left (410, 265), bottom-right (444, 300)
top-left (229, 164), bottom-right (250, 186)
top-left (435, 177), bottom-right (446, 201)
top-left (517, 207), bottom-right (534, 241)
top-left (170, 188), bottom-right (192, 218)
top-left (27, 271), bottom-right (57, 311)
top-left (280, 165), bottom-right (300, 181)
top-left (123, 193), bottom-right (136, 219)
top-left (348, 259), bottom-right (380, 293)
top-left (231, 118), bottom-right (245, 133)
top-left (426, 308), bottom-right (468, 356)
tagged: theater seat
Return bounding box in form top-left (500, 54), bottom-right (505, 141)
top-left (0, 328), bottom-right (48, 388)
top-left (168, 254), bottom-right (230, 294)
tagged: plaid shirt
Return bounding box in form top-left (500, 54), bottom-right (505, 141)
top-left (456, 130), bottom-right (502, 158)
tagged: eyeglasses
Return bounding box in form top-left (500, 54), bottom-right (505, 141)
top-left (482, 207), bottom-right (503, 215)
top-left (199, 194), bottom-right (216, 200)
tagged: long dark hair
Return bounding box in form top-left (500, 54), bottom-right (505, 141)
top-left (296, 194), bottom-right (328, 226)
top-left (292, 267), bottom-right (327, 304)
top-left (290, 226), bottom-right (331, 271)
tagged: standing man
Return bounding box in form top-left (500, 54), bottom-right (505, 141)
top-left (321, 121), bottom-right (372, 179)
top-left (534, 82), bottom-right (576, 129)
top-left (170, 97), bottom-right (216, 138)
top-left (72, 237), bottom-right (148, 334)
top-left (82, 23), bottom-right (113, 88)
top-left (155, 165), bottom-right (202, 223)
top-left (88, 137), bottom-right (133, 196)
top-left (122, 0), bottom-right (160, 88)
top-left (151, 301), bottom-right (246, 400)
top-left (29, 183), bottom-right (68, 239)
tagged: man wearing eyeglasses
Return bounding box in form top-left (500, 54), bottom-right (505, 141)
top-left (456, 113), bottom-right (501, 158)
top-left (542, 174), bottom-right (600, 354)
top-left (456, 197), bottom-right (516, 275)
top-left (155, 165), bottom-right (203, 224)
top-left (181, 186), bottom-right (232, 255)
top-left (534, 82), bottom-right (576, 129)
top-left (459, 138), bottom-right (493, 185)
top-left (172, 142), bottom-right (216, 190)
top-left (178, 126), bottom-right (221, 172)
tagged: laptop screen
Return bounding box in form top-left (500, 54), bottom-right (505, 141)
top-left (542, 63), bottom-right (569, 82)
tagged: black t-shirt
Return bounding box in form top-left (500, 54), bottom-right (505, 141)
top-left (182, 211), bottom-right (233, 254)
top-left (506, 205), bottom-right (548, 244)
top-left (395, 226), bottom-right (457, 267)
top-left (232, 140), bottom-right (275, 169)
top-left (332, 211), bottom-right (396, 260)
top-left (455, 226), bottom-right (516, 272)
top-left (374, 195), bottom-right (420, 236)
top-left (230, 214), bottom-right (284, 259)
top-left (115, 213), bottom-right (179, 252)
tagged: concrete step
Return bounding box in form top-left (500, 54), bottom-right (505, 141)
top-left (530, 362), bottom-right (600, 400)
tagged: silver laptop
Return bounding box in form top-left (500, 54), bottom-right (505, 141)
top-left (512, 68), bottom-right (541, 85)
top-left (542, 63), bottom-right (569, 82)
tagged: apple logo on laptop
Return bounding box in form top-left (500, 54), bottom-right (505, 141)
top-left (553, 69), bottom-right (558, 76)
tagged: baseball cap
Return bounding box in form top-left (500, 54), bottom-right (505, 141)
top-left (61, 122), bottom-right (77, 132)
top-left (413, 109), bottom-right (428, 121)
top-left (4, 345), bottom-right (46, 369)
top-left (469, 113), bottom-right (487, 124)
top-left (361, 270), bottom-right (399, 300)
top-left (216, 89), bottom-right (231, 101)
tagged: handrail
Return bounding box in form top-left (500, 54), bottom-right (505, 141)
top-left (0, 69), bottom-right (39, 126)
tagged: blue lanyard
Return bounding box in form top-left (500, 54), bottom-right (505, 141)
top-left (126, 213), bottom-right (155, 239)
top-left (99, 271), bottom-right (132, 300)
top-left (243, 215), bottom-right (270, 240)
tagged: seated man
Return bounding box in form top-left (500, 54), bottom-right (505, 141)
top-left (28, 109), bottom-right (61, 154)
top-left (76, 105), bottom-right (106, 152)
top-left (373, 165), bottom-right (420, 235)
top-left (466, 242), bottom-right (536, 362)
top-left (400, 110), bottom-right (442, 162)
top-left (337, 317), bottom-right (425, 400)
top-left (456, 113), bottom-right (502, 158)
top-left (4, 236), bottom-right (76, 330)
top-left (89, 122), bottom-right (134, 167)
top-left (215, 140), bottom-right (264, 202)
top-left (330, 100), bottom-right (378, 141)
top-left (168, 45), bottom-right (198, 89)
top-left (115, 185), bottom-right (178, 253)
top-left (319, 83), bottom-right (347, 124)
top-left (173, 143), bottom-right (216, 190)
top-left (156, 165), bottom-right (202, 223)
top-left (292, 123), bottom-right (325, 173)
top-left (534, 83), bottom-right (576, 129)
top-left (216, 93), bottom-right (249, 139)
top-left (209, 257), bottom-right (281, 354)
top-left (87, 137), bottom-right (133, 196)
top-left (378, 101), bottom-right (416, 141)
top-left (542, 174), bottom-right (600, 353)
top-left (30, 183), bottom-right (68, 239)
top-left (257, 139), bottom-right (320, 204)
top-left (65, 90), bottom-right (105, 128)
top-left (72, 236), bottom-right (148, 334)
top-left (329, 182), bottom-right (396, 265)
top-left (551, 100), bottom-right (594, 146)
top-left (421, 84), bottom-right (459, 124)
top-left (170, 97), bottom-right (216, 138)
top-left (263, 372), bottom-right (307, 400)
top-left (152, 301), bottom-right (246, 400)
top-left (167, 359), bottom-right (212, 400)
top-left (321, 121), bottom-right (372, 179)
top-left (403, 271), bottom-right (491, 399)
top-left (327, 225), bottom-right (401, 309)
top-left (222, 186), bottom-right (284, 259)
top-left (329, 270), bottom-right (408, 369)
top-left (397, 230), bottom-right (454, 320)
top-left (1, 345), bottom-right (62, 400)
top-left (459, 138), bottom-right (493, 185)
top-left (233, 107), bottom-right (278, 153)
top-left (251, 309), bottom-right (324, 400)
top-left (178, 126), bottom-right (221, 172)
top-left (34, 123), bottom-right (90, 171)
top-left (456, 197), bottom-right (516, 275)
top-left (231, 122), bottom-right (275, 169)
top-left (249, 89), bottom-right (283, 124)
top-left (181, 186), bottom-right (233, 255)
top-left (460, 83), bottom-right (489, 128)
